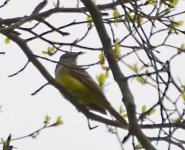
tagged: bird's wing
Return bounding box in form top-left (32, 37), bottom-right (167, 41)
top-left (69, 67), bottom-right (110, 106)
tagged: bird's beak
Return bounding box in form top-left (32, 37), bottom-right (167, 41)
top-left (77, 51), bottom-right (85, 56)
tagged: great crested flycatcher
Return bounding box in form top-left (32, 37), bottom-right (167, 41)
top-left (55, 52), bottom-right (128, 128)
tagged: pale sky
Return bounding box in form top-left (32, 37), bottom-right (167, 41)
top-left (0, 0), bottom-right (185, 150)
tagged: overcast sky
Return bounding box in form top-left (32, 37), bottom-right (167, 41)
top-left (0, 0), bottom-right (185, 150)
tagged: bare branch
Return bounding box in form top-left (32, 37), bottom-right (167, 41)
top-left (8, 60), bottom-right (29, 77)
top-left (80, 0), bottom-right (156, 149)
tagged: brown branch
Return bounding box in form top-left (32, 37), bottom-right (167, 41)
top-left (149, 137), bottom-right (185, 150)
top-left (0, 52), bottom-right (5, 54)
top-left (31, 0), bottom-right (48, 15)
top-left (1, 31), bottom-right (128, 130)
top-left (80, 0), bottom-right (156, 149)
top-left (0, 0), bottom-right (9, 8)
top-left (0, 1), bottom-right (127, 26)
top-left (8, 60), bottom-right (29, 77)
top-left (141, 122), bottom-right (185, 129)
top-left (31, 83), bottom-right (49, 96)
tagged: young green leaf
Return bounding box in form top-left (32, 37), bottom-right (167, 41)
top-left (147, 0), bottom-right (157, 5)
top-left (122, 114), bottom-right (128, 118)
top-left (5, 37), bottom-right (11, 44)
top-left (125, 12), bottom-right (133, 22)
top-left (136, 76), bottom-right (145, 84)
top-left (87, 16), bottom-right (93, 28)
top-left (44, 114), bottom-right (51, 124)
top-left (113, 39), bottom-right (120, 58)
top-left (105, 71), bottom-right (109, 79)
top-left (181, 85), bottom-right (185, 92)
top-left (171, 117), bottom-right (181, 123)
top-left (149, 108), bottom-right (156, 115)
top-left (174, 21), bottom-right (184, 27)
top-left (113, 8), bottom-right (120, 18)
top-left (135, 143), bottom-right (143, 149)
top-left (181, 94), bottom-right (185, 101)
top-left (113, 8), bottom-right (121, 23)
top-left (41, 51), bottom-right (49, 55)
top-left (142, 105), bottom-right (147, 113)
top-left (48, 46), bottom-right (56, 54)
top-left (96, 73), bottom-right (106, 88)
top-left (169, 0), bottom-right (179, 7)
top-left (119, 105), bottom-right (124, 114)
top-left (55, 116), bottom-right (64, 126)
top-left (180, 43), bottom-right (185, 51)
top-left (99, 53), bottom-right (105, 63)
top-left (130, 63), bottom-right (138, 73)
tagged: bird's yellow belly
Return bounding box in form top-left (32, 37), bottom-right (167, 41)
top-left (56, 73), bottom-right (99, 105)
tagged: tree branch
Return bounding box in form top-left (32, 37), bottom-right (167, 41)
top-left (1, 31), bottom-right (128, 130)
top-left (80, 0), bottom-right (156, 149)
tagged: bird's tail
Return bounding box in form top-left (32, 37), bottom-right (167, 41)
top-left (106, 104), bottom-right (128, 129)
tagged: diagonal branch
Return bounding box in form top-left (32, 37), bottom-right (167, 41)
top-left (1, 30), bottom-right (127, 130)
top-left (80, 0), bottom-right (156, 149)
top-left (0, 1), bottom-right (130, 26)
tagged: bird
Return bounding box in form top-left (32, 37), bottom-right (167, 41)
top-left (55, 52), bottom-right (128, 128)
